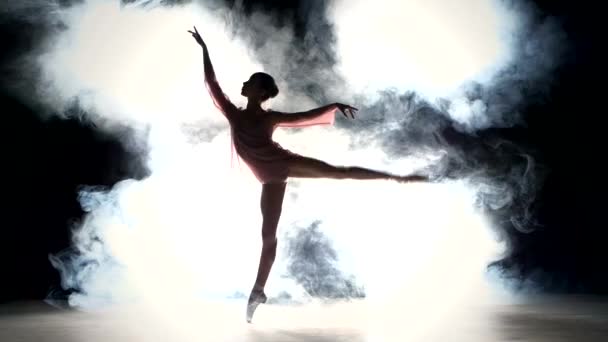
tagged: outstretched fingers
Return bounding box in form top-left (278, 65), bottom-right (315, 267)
top-left (337, 103), bottom-right (358, 119)
top-left (187, 26), bottom-right (206, 47)
top-left (339, 109), bottom-right (347, 118)
top-left (345, 107), bottom-right (357, 119)
top-left (349, 107), bottom-right (358, 119)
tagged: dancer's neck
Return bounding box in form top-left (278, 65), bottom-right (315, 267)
top-left (246, 100), bottom-right (264, 113)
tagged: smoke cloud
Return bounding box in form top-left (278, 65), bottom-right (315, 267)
top-left (2, 0), bottom-right (565, 309)
top-left (283, 220), bottom-right (365, 300)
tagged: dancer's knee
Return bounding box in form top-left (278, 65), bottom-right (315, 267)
top-left (325, 166), bottom-right (346, 179)
top-left (262, 232), bottom-right (277, 246)
top-left (261, 206), bottom-right (282, 220)
top-left (262, 236), bottom-right (277, 257)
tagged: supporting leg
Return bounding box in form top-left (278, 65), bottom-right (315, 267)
top-left (247, 182), bottom-right (287, 323)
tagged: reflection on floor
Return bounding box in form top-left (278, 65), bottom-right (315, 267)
top-left (1, 295), bottom-right (608, 342)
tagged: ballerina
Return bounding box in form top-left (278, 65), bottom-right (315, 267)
top-left (188, 26), bottom-right (427, 323)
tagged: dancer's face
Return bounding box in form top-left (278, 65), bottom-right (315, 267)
top-left (241, 75), bottom-right (267, 101)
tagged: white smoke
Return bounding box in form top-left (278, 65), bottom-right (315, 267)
top-left (327, 0), bottom-right (563, 132)
top-left (1, 0), bottom-right (562, 313)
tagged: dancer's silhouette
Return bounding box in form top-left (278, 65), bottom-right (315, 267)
top-left (188, 26), bottom-right (427, 323)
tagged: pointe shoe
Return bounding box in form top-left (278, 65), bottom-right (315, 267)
top-left (246, 290), bottom-right (267, 323)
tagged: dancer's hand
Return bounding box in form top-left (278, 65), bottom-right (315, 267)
top-left (335, 103), bottom-right (358, 119)
top-left (188, 26), bottom-right (206, 48)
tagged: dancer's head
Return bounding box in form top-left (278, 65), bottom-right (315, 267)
top-left (241, 72), bottom-right (279, 102)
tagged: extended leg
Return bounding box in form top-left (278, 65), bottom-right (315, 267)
top-left (288, 155), bottom-right (427, 183)
top-left (247, 182), bottom-right (287, 323)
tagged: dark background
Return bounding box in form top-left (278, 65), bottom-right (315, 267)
top-left (0, 0), bottom-right (603, 303)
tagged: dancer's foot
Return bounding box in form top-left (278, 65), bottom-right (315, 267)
top-left (246, 289), bottom-right (267, 323)
top-left (394, 174), bottom-right (429, 183)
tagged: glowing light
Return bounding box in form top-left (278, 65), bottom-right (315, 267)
top-left (328, 0), bottom-right (517, 99)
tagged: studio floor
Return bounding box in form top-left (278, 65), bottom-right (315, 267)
top-left (2, 294), bottom-right (608, 342)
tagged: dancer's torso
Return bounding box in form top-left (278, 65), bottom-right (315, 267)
top-left (229, 109), bottom-right (289, 160)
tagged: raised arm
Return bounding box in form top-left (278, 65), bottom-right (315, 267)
top-left (271, 103), bottom-right (358, 128)
top-left (188, 26), bottom-right (236, 118)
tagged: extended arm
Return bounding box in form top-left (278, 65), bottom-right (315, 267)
top-left (271, 103), bottom-right (357, 127)
top-left (188, 26), bottom-right (236, 116)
